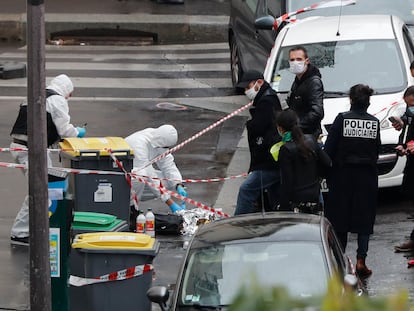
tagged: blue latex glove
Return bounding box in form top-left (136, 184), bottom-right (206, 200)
top-left (176, 185), bottom-right (187, 197)
top-left (169, 202), bottom-right (185, 213)
top-left (76, 127), bottom-right (86, 138)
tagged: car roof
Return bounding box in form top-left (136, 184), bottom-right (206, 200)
top-left (190, 212), bottom-right (325, 248)
top-left (282, 15), bottom-right (400, 46)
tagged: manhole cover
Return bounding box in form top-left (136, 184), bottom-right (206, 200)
top-left (156, 102), bottom-right (187, 111)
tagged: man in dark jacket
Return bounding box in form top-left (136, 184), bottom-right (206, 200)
top-left (287, 46), bottom-right (324, 139)
top-left (234, 70), bottom-right (282, 215)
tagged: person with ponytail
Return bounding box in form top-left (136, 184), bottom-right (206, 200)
top-left (272, 109), bottom-right (331, 213)
top-left (324, 84), bottom-right (381, 278)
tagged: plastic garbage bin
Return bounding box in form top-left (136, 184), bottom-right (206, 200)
top-left (59, 137), bottom-right (134, 223)
top-left (70, 232), bottom-right (159, 311)
top-left (72, 211), bottom-right (129, 236)
top-left (70, 211), bottom-right (129, 311)
top-left (48, 175), bottom-right (71, 311)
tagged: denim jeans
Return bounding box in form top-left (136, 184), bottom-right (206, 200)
top-left (337, 232), bottom-right (370, 259)
top-left (234, 169), bottom-right (280, 215)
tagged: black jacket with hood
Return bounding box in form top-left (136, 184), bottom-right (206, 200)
top-left (246, 82), bottom-right (282, 172)
top-left (287, 64), bottom-right (324, 138)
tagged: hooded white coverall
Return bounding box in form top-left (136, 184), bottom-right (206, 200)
top-left (10, 74), bottom-right (80, 239)
top-left (125, 125), bottom-right (183, 208)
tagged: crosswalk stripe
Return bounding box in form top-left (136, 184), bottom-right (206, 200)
top-left (0, 52), bottom-right (229, 60)
top-left (45, 62), bottom-right (230, 71)
top-left (0, 77), bottom-right (232, 89)
top-left (0, 43), bottom-right (236, 99)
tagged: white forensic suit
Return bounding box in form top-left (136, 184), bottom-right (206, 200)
top-left (10, 74), bottom-right (82, 241)
top-left (125, 125), bottom-right (184, 208)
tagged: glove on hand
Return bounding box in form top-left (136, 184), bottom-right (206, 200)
top-left (176, 185), bottom-right (187, 197)
top-left (170, 202), bottom-right (185, 213)
top-left (76, 127), bottom-right (86, 138)
top-left (160, 192), bottom-right (171, 203)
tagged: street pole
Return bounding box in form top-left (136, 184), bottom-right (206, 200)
top-left (27, 0), bottom-right (51, 310)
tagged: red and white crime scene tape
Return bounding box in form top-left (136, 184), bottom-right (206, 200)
top-left (106, 148), bottom-right (140, 209)
top-left (1, 100), bottom-right (254, 218)
top-left (0, 161), bottom-right (236, 218)
top-left (128, 170), bottom-right (232, 218)
top-left (69, 263), bottom-right (153, 287)
top-left (133, 101), bottom-right (253, 172)
top-left (273, 0), bottom-right (356, 30)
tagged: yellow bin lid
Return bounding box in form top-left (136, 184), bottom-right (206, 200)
top-left (72, 232), bottom-right (155, 250)
top-left (59, 137), bottom-right (134, 157)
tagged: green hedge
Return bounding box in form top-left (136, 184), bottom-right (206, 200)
top-left (228, 276), bottom-right (413, 311)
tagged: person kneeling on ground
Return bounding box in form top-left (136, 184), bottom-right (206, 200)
top-left (125, 124), bottom-right (187, 231)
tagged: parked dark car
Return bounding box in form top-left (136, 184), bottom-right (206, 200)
top-left (147, 212), bottom-right (363, 310)
top-left (228, 0), bottom-right (414, 88)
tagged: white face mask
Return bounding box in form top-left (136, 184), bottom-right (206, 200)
top-left (245, 81), bottom-right (259, 100)
top-left (289, 61), bottom-right (306, 75)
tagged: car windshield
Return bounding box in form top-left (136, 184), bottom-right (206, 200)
top-left (177, 242), bottom-right (328, 307)
top-left (270, 39), bottom-right (406, 94)
top-left (286, 0), bottom-right (414, 25)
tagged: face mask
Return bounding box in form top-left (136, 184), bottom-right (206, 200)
top-left (289, 61), bottom-right (306, 75)
top-left (245, 81), bottom-right (259, 100)
top-left (407, 106), bottom-right (414, 117)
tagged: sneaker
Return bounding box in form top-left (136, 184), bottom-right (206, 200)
top-left (10, 236), bottom-right (29, 246)
top-left (394, 240), bottom-right (414, 252)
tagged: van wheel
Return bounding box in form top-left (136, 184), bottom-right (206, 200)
top-left (230, 36), bottom-right (243, 93)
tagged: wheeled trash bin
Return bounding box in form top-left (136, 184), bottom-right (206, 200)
top-left (59, 137), bottom-right (134, 223)
top-left (70, 232), bottom-right (159, 311)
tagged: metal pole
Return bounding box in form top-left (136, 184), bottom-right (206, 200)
top-left (26, 0), bottom-right (51, 310)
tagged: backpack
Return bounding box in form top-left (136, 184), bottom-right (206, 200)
top-left (154, 212), bottom-right (184, 235)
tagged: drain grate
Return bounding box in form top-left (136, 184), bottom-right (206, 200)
top-left (49, 28), bottom-right (158, 46)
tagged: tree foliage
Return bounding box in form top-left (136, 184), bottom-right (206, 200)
top-left (228, 276), bottom-right (414, 311)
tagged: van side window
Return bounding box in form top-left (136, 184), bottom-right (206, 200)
top-left (403, 26), bottom-right (414, 61)
top-left (267, 0), bottom-right (282, 17)
top-left (245, 0), bottom-right (259, 13)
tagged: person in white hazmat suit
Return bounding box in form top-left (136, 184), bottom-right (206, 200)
top-left (9, 74), bottom-right (86, 245)
top-left (125, 124), bottom-right (187, 230)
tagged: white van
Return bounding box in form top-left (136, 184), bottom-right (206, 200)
top-left (263, 15), bottom-right (414, 188)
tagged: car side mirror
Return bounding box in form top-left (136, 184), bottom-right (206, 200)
top-left (147, 286), bottom-right (170, 311)
top-left (255, 15), bottom-right (275, 30)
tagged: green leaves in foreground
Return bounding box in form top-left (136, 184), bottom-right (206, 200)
top-left (228, 276), bottom-right (414, 311)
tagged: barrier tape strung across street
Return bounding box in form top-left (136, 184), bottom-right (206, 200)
top-left (372, 101), bottom-right (399, 116)
top-left (106, 148), bottom-right (140, 210)
top-left (69, 263), bottom-right (153, 287)
top-left (1, 100), bottom-right (254, 218)
top-left (0, 161), bottom-right (234, 218)
top-left (0, 161), bottom-right (247, 183)
top-left (273, 0), bottom-right (356, 30)
top-left (133, 101), bottom-right (253, 172)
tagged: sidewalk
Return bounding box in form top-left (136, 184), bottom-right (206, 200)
top-left (0, 0), bottom-right (230, 44)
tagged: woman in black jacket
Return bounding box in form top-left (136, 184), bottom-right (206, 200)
top-left (273, 109), bottom-right (331, 213)
top-left (324, 84), bottom-right (381, 278)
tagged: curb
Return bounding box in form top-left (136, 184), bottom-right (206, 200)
top-left (214, 128), bottom-right (249, 216)
top-left (0, 13), bottom-right (229, 44)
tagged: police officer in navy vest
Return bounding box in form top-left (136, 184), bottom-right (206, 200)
top-left (324, 84), bottom-right (380, 278)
